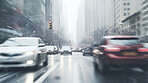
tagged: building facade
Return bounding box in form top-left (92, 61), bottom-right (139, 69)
top-left (84, 0), bottom-right (98, 40)
top-left (121, 11), bottom-right (141, 36)
top-left (141, 0), bottom-right (148, 36)
top-left (114, 0), bottom-right (141, 34)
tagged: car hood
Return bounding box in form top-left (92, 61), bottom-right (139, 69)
top-left (0, 46), bottom-right (37, 53)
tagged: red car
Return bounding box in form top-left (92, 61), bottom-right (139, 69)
top-left (93, 36), bottom-right (148, 72)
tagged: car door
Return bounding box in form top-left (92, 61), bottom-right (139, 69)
top-left (38, 39), bottom-right (47, 63)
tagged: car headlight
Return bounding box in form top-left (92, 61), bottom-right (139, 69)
top-left (24, 51), bottom-right (35, 55)
top-left (93, 49), bottom-right (103, 55)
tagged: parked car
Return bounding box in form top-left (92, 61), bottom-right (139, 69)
top-left (60, 46), bottom-right (72, 55)
top-left (93, 36), bottom-right (148, 72)
top-left (46, 46), bottom-right (59, 54)
top-left (82, 47), bottom-right (93, 56)
top-left (0, 37), bottom-right (48, 68)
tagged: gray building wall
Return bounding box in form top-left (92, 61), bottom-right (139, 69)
top-left (9, 0), bottom-right (47, 38)
top-left (141, 0), bottom-right (148, 36)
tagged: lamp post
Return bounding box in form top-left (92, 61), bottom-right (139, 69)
top-left (104, 23), bottom-right (124, 36)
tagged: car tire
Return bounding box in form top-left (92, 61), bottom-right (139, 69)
top-left (83, 54), bottom-right (85, 56)
top-left (61, 53), bottom-right (63, 55)
top-left (43, 56), bottom-right (48, 66)
top-left (94, 56), bottom-right (109, 73)
top-left (34, 55), bottom-right (41, 70)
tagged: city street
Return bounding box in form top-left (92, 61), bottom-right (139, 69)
top-left (0, 52), bottom-right (148, 83)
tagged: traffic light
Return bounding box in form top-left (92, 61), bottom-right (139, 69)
top-left (49, 21), bottom-right (52, 29)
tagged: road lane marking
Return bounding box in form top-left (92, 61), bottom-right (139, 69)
top-left (0, 72), bottom-right (19, 82)
top-left (73, 63), bottom-right (80, 83)
top-left (34, 62), bottom-right (60, 83)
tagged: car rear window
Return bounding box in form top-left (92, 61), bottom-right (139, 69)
top-left (109, 38), bottom-right (141, 46)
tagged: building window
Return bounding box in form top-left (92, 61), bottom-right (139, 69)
top-left (127, 8), bottom-right (130, 11)
top-left (124, 13), bottom-right (126, 16)
top-left (123, 3), bottom-right (126, 5)
top-left (127, 3), bottom-right (130, 5)
top-left (128, 13), bottom-right (130, 15)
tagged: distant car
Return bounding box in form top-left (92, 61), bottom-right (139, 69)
top-left (82, 47), bottom-right (93, 56)
top-left (0, 37), bottom-right (48, 68)
top-left (93, 36), bottom-right (148, 72)
top-left (46, 46), bottom-right (58, 54)
top-left (60, 46), bottom-right (72, 55)
top-left (72, 48), bottom-right (82, 52)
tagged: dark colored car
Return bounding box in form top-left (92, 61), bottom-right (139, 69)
top-left (93, 36), bottom-right (148, 72)
top-left (82, 47), bottom-right (93, 56)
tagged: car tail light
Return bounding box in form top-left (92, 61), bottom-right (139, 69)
top-left (138, 48), bottom-right (148, 52)
top-left (104, 48), bottom-right (121, 52)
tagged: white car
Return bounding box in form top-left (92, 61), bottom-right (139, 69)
top-left (0, 37), bottom-right (48, 68)
top-left (46, 46), bottom-right (58, 54)
top-left (60, 46), bottom-right (72, 55)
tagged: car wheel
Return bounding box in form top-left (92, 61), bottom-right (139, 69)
top-left (43, 56), bottom-right (48, 66)
top-left (83, 54), bottom-right (85, 56)
top-left (95, 57), bottom-right (109, 73)
top-left (34, 55), bottom-right (41, 70)
top-left (61, 53), bottom-right (63, 55)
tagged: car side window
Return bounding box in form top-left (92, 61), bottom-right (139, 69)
top-left (39, 39), bottom-right (45, 44)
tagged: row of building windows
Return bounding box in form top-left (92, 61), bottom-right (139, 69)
top-left (124, 8), bottom-right (130, 11)
top-left (143, 10), bottom-right (148, 15)
top-left (143, 4), bottom-right (148, 10)
top-left (124, 13), bottom-right (130, 16)
top-left (142, 16), bottom-right (148, 21)
top-left (142, 22), bottom-right (148, 27)
top-left (142, 0), bottom-right (148, 5)
top-left (123, 3), bottom-right (130, 6)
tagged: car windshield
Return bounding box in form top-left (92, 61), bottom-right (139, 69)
top-left (47, 46), bottom-right (57, 50)
top-left (61, 46), bottom-right (71, 50)
top-left (109, 38), bottom-right (141, 46)
top-left (1, 39), bottom-right (37, 47)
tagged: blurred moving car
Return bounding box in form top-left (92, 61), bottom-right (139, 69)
top-left (0, 37), bottom-right (48, 68)
top-left (46, 46), bottom-right (59, 54)
top-left (72, 48), bottom-right (82, 52)
top-left (82, 47), bottom-right (93, 56)
top-left (93, 36), bottom-right (148, 72)
top-left (60, 46), bottom-right (72, 55)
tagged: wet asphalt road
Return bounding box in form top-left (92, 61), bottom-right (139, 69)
top-left (1, 52), bottom-right (148, 83)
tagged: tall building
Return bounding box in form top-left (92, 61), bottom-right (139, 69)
top-left (76, 1), bottom-right (85, 45)
top-left (84, 0), bottom-right (98, 39)
top-left (8, 0), bottom-right (47, 38)
top-left (84, 0), bottom-right (114, 43)
top-left (114, 0), bottom-right (141, 34)
top-left (52, 0), bottom-right (66, 46)
top-left (141, 0), bottom-right (148, 36)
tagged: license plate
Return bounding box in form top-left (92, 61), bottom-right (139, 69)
top-left (123, 52), bottom-right (137, 56)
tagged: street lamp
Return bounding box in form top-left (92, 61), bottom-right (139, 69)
top-left (104, 23), bottom-right (124, 36)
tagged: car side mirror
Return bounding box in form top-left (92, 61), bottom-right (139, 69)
top-left (39, 44), bottom-right (45, 47)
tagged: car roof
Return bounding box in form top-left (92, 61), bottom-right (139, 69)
top-left (103, 36), bottom-right (139, 39)
top-left (9, 37), bottom-right (40, 40)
